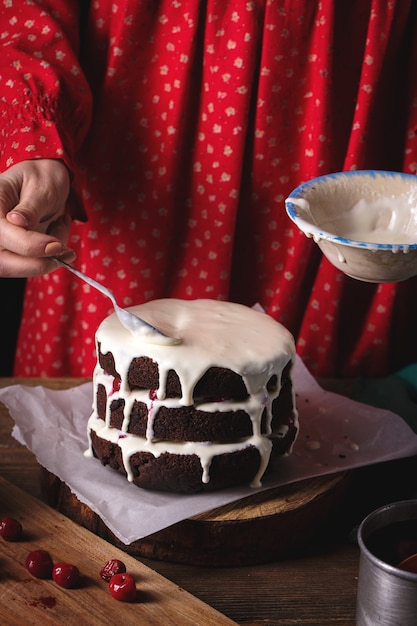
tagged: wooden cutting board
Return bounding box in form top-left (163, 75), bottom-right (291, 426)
top-left (43, 469), bottom-right (352, 567)
top-left (0, 476), bottom-right (236, 625)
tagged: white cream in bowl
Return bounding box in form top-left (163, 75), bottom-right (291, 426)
top-left (339, 197), bottom-right (417, 245)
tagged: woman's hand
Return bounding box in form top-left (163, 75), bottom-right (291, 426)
top-left (0, 159), bottom-right (76, 277)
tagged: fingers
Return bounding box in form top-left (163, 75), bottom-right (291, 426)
top-left (0, 214), bottom-right (63, 257)
top-left (0, 217), bottom-right (75, 277)
top-left (46, 213), bottom-right (72, 247)
top-left (0, 159), bottom-right (75, 277)
top-left (0, 159), bottom-right (68, 215)
top-left (0, 247), bottom-right (76, 278)
top-left (0, 212), bottom-right (76, 277)
top-left (5, 211), bottom-right (29, 228)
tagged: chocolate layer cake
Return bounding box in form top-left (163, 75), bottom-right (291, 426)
top-left (86, 299), bottom-right (298, 493)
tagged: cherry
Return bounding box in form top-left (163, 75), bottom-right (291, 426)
top-left (52, 562), bottom-right (81, 589)
top-left (25, 549), bottom-right (54, 579)
top-left (111, 377), bottom-right (121, 395)
top-left (0, 517), bottom-right (23, 541)
top-left (100, 558), bottom-right (126, 582)
top-left (108, 572), bottom-right (137, 602)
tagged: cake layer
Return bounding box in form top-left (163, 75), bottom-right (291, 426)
top-left (89, 428), bottom-right (265, 494)
top-left (95, 362), bottom-right (295, 444)
top-left (98, 352), bottom-right (250, 401)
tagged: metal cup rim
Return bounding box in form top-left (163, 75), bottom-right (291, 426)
top-left (358, 499), bottom-right (417, 581)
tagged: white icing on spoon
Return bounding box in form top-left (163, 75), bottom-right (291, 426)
top-left (53, 257), bottom-right (180, 345)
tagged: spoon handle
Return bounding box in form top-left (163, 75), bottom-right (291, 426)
top-left (53, 257), bottom-right (119, 309)
top-left (52, 257), bottom-right (180, 345)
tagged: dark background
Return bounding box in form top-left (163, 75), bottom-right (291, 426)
top-left (1, 279), bottom-right (25, 376)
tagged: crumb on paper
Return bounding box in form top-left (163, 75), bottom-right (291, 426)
top-left (348, 441), bottom-right (360, 451)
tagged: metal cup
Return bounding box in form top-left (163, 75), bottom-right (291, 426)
top-left (357, 500), bottom-right (417, 625)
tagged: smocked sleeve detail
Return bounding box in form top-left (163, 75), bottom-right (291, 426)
top-left (0, 0), bottom-right (92, 174)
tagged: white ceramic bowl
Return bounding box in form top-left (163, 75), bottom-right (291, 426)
top-left (285, 170), bottom-right (417, 282)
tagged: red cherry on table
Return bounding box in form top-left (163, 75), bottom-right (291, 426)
top-left (108, 572), bottom-right (137, 602)
top-left (25, 549), bottom-right (54, 579)
top-left (100, 558), bottom-right (126, 582)
top-left (52, 562), bottom-right (81, 588)
top-left (0, 517), bottom-right (23, 541)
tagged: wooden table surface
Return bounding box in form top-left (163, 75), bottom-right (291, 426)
top-left (1, 376), bottom-right (416, 626)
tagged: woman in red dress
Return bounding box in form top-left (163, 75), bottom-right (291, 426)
top-left (0, 0), bottom-right (416, 378)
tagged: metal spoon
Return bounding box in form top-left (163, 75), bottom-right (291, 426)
top-left (53, 257), bottom-right (180, 345)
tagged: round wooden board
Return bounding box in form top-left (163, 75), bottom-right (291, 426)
top-left (42, 469), bottom-right (352, 567)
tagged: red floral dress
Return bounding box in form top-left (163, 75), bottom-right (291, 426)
top-left (1, 0), bottom-right (417, 378)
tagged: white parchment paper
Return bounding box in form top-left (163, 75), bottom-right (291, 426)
top-left (1, 356), bottom-right (417, 545)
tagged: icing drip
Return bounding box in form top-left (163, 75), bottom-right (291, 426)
top-left (87, 299), bottom-right (298, 489)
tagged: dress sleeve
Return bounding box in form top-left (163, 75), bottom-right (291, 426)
top-left (0, 0), bottom-right (92, 175)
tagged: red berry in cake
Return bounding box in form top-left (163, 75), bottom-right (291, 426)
top-left (111, 377), bottom-right (121, 395)
top-left (25, 549), bottom-right (54, 579)
top-left (52, 562), bottom-right (81, 589)
top-left (0, 517), bottom-right (23, 541)
top-left (100, 558), bottom-right (126, 582)
top-left (108, 572), bottom-right (137, 602)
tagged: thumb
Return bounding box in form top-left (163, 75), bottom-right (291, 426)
top-left (6, 202), bottom-right (60, 233)
top-left (6, 209), bottom-right (31, 229)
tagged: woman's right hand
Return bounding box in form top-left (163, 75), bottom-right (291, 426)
top-left (0, 159), bottom-right (76, 277)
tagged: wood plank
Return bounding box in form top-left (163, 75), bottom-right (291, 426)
top-left (0, 477), bottom-right (236, 625)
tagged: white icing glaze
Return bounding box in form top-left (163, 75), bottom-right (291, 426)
top-left (340, 197), bottom-right (417, 244)
top-left (87, 298), bottom-right (297, 489)
top-left (290, 188), bottom-right (417, 247)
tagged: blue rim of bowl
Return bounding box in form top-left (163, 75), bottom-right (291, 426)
top-left (285, 170), bottom-right (417, 252)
